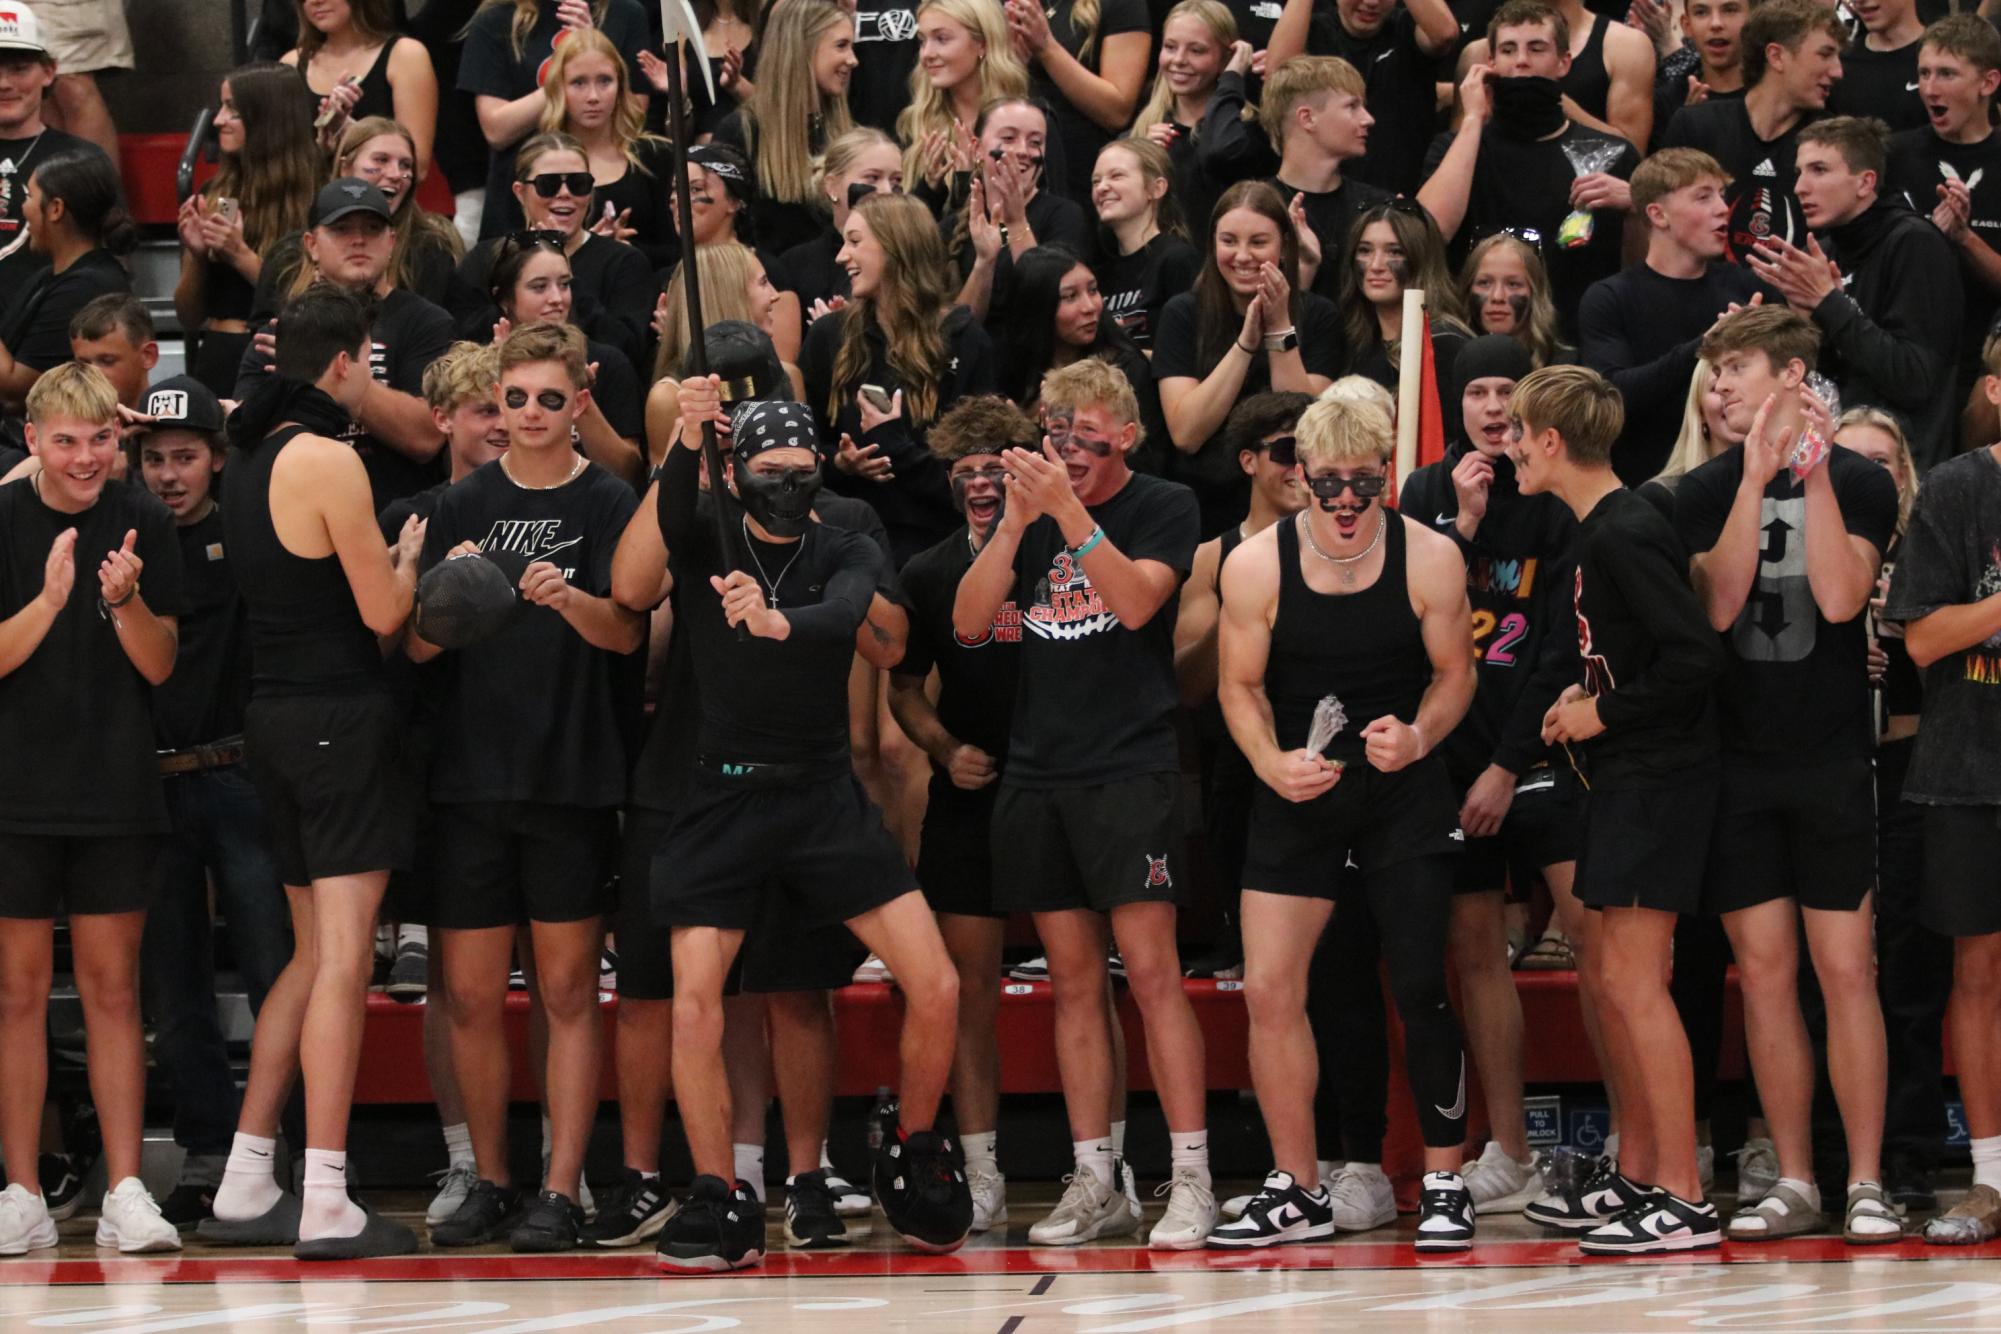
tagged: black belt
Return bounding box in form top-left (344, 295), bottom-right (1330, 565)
top-left (695, 754), bottom-right (837, 786)
top-left (159, 736), bottom-right (247, 775)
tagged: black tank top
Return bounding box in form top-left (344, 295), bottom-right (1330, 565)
top-left (297, 41), bottom-right (398, 126)
top-left (1266, 511), bottom-right (1428, 759)
top-left (226, 424), bottom-right (385, 697)
top-left (1213, 522), bottom-right (1246, 596)
top-left (1559, 13), bottom-right (1613, 122)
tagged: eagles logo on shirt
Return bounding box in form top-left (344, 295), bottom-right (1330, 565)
top-left (1025, 548), bottom-right (1117, 641)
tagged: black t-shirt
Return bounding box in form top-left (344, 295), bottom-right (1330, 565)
top-left (1577, 259), bottom-right (1767, 484)
top-left (1884, 446), bottom-right (2001, 804)
top-left (457, 0), bottom-right (654, 242)
top-left (1651, 67), bottom-right (1742, 154)
top-left (1226, 0), bottom-right (1289, 49)
top-left (1425, 121), bottom-right (1638, 340)
top-left (0, 477), bottom-right (187, 835)
top-left (850, 0), bottom-right (922, 136)
top-left (483, 136), bottom-right (677, 272)
top-left (0, 128), bottom-right (94, 312)
top-left (152, 506), bottom-right (251, 751)
top-left (1094, 231), bottom-right (1201, 351)
top-left (1887, 126), bottom-right (2001, 400)
top-left (950, 188), bottom-right (1097, 334)
top-left (1572, 485), bottom-right (1721, 788)
top-left (452, 233), bottom-right (659, 374)
top-left (586, 338), bottom-right (644, 443)
top-left (0, 249), bottom-right (130, 372)
top-left (1310, 10), bottom-right (1447, 197)
top-left (1151, 289), bottom-right (1345, 531)
top-left (1825, 35), bottom-right (1927, 133)
top-left (1267, 175), bottom-right (1394, 302)
top-left (235, 286), bottom-right (457, 507)
top-left (1003, 471), bottom-right (1199, 785)
top-left (1030, 0), bottom-right (1152, 204)
top-left (779, 226), bottom-right (848, 313)
top-left (1659, 97), bottom-right (1814, 266)
top-left (420, 458), bottom-right (642, 805)
top-left (896, 525), bottom-right (1020, 773)
top-left (1674, 444), bottom-right (1897, 766)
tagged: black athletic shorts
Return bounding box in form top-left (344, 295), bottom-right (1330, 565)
top-left (1241, 756), bottom-right (1462, 899)
top-left (1575, 775), bottom-right (1717, 914)
top-left (652, 764), bottom-right (915, 931)
top-left (615, 805), bottom-right (679, 1001)
top-left (1921, 803), bottom-right (2001, 938)
top-left (245, 692), bottom-right (416, 885)
top-left (990, 771), bottom-right (1184, 914)
top-left (917, 774), bottom-right (1001, 919)
top-left (1702, 757), bottom-right (1876, 915)
top-left (431, 801), bottom-right (616, 930)
top-left (1455, 762), bottom-right (1584, 894)
top-left (0, 832), bottom-right (160, 918)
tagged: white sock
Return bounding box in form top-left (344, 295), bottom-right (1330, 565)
top-left (1974, 1136), bottom-right (2001, 1193)
top-left (819, 1140), bottom-right (835, 1173)
top-left (1110, 1120), bottom-right (1127, 1155)
top-left (398, 923), bottom-right (427, 948)
top-left (541, 1114), bottom-right (553, 1161)
top-left (441, 1122), bottom-right (474, 1168)
top-left (734, 1142), bottom-right (766, 1202)
top-left (1075, 1138), bottom-right (1114, 1190)
top-left (213, 1133), bottom-right (283, 1221)
top-left (961, 1130), bottom-right (998, 1175)
top-left (1316, 1159), bottom-right (1344, 1184)
top-left (1168, 1130), bottom-right (1211, 1190)
top-left (1775, 1176), bottom-right (1821, 1211)
top-left (298, 1149), bottom-right (366, 1240)
top-left (1605, 1132), bottom-right (1621, 1163)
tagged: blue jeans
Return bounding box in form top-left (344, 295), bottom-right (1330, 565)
top-left (139, 764), bottom-right (298, 1156)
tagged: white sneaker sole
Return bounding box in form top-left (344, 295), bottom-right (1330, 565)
top-left (657, 1247), bottom-right (764, 1272)
top-left (94, 1223), bottom-right (183, 1253)
top-left (971, 1204), bottom-right (1008, 1233)
top-left (1028, 1211), bottom-right (1141, 1247)
top-left (1207, 1218), bottom-right (1337, 1249)
top-left (1331, 1203), bottom-right (1397, 1233)
top-left (0, 1221), bottom-right (58, 1255)
top-left (1472, 1179), bottom-right (1545, 1215)
top-left (1579, 1229), bottom-right (1720, 1254)
top-left (1414, 1230), bottom-right (1474, 1253)
top-left (1148, 1217), bottom-right (1221, 1250)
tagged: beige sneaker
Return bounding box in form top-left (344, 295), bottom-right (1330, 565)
top-left (1027, 1170), bottom-right (1140, 1246)
top-left (968, 1165), bottom-right (1008, 1233)
top-left (1146, 1168), bottom-right (1217, 1250)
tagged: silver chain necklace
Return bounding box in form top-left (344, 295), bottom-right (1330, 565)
top-left (742, 516), bottom-right (805, 607)
top-left (1299, 508), bottom-right (1385, 585)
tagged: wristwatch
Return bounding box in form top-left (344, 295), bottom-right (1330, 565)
top-left (1262, 327), bottom-right (1299, 353)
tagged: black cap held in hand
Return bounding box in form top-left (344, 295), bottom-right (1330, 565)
top-left (414, 551), bottom-right (525, 650)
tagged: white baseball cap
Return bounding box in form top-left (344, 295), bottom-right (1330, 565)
top-left (0, 6), bottom-right (48, 59)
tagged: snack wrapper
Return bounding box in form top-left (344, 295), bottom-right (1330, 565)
top-left (1789, 373), bottom-right (1842, 480)
top-left (1306, 694), bottom-right (1348, 759)
top-left (1558, 139), bottom-right (1629, 249)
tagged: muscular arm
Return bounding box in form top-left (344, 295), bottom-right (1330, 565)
top-left (1407, 525), bottom-right (1478, 751)
top-left (1687, 475), bottom-right (1765, 631)
top-left (354, 380), bottom-right (445, 464)
top-left (1216, 535), bottom-right (1281, 767)
top-left (1054, 510), bottom-right (1183, 628)
top-left (612, 477), bottom-right (674, 611)
top-left (298, 438), bottom-right (418, 635)
top-left (1801, 463), bottom-right (1880, 625)
top-left (1173, 536), bottom-right (1223, 704)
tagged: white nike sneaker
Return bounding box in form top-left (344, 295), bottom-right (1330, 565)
top-left (1028, 1170), bottom-right (1141, 1246)
top-left (1147, 1168), bottom-right (1218, 1250)
top-left (0, 1183), bottom-right (58, 1256)
top-left (1462, 1140), bottom-right (1544, 1215)
top-left (1120, 1157), bottom-right (1142, 1221)
top-left (427, 1161), bottom-right (479, 1226)
top-left (968, 1164), bottom-right (1008, 1233)
top-left (95, 1177), bottom-right (183, 1253)
top-left (1328, 1162), bottom-right (1398, 1232)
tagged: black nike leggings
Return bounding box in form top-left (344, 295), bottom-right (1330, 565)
top-left (1309, 854), bottom-right (1467, 1153)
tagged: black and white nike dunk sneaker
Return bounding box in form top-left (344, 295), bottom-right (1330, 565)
top-left (1523, 1155), bottom-right (1648, 1232)
top-left (1578, 1190), bottom-right (1721, 1254)
top-left (1206, 1170), bottom-right (1336, 1249)
top-left (1414, 1171), bottom-right (1476, 1253)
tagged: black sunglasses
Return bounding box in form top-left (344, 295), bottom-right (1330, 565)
top-left (501, 228), bottom-right (566, 255)
top-left (1259, 434), bottom-right (1298, 467)
top-left (504, 387), bottom-right (571, 411)
top-left (1304, 471), bottom-right (1388, 500)
top-left (528, 171), bottom-right (595, 199)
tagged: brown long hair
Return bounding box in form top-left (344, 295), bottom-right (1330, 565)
top-left (828, 193), bottom-right (957, 425)
top-left (294, 0), bottom-right (399, 65)
top-left (1337, 202), bottom-right (1468, 363)
top-left (1192, 181), bottom-right (1301, 371)
top-left (203, 62), bottom-right (323, 253)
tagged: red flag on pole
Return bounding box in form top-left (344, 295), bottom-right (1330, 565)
top-left (1417, 314), bottom-right (1446, 471)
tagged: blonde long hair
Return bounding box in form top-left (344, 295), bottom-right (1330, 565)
top-left (897, 0), bottom-right (1029, 186)
top-left (1459, 234), bottom-right (1569, 370)
top-left (1835, 405), bottom-right (1920, 539)
top-left (740, 1), bottom-right (856, 206)
top-left (654, 242), bottom-right (763, 380)
top-left (828, 193), bottom-right (957, 425)
top-left (324, 117), bottom-right (464, 297)
top-left (472, 0), bottom-right (611, 58)
top-left (1130, 0), bottom-right (1236, 141)
top-left (537, 26), bottom-right (664, 173)
top-left (1656, 360), bottom-right (1726, 486)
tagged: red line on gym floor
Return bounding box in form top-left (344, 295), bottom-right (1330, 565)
top-left (7, 1236), bottom-right (1998, 1285)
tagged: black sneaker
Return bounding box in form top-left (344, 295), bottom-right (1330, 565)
top-left (1579, 1189), bottom-right (1721, 1254)
top-left (1207, 1170), bottom-right (1335, 1248)
top-left (1415, 1171), bottom-right (1476, 1253)
top-left (510, 1189), bottom-right (585, 1253)
top-left (785, 1170), bottom-right (850, 1248)
top-left (1885, 1153), bottom-right (1937, 1216)
top-left (159, 1182), bottom-right (216, 1231)
top-left (656, 1174), bottom-right (765, 1273)
top-left (1523, 1156), bottom-right (1647, 1232)
top-left (874, 1127), bottom-right (973, 1253)
top-left (430, 1179), bottom-right (523, 1247)
top-left (39, 1154), bottom-right (85, 1222)
top-left (582, 1168), bottom-right (676, 1247)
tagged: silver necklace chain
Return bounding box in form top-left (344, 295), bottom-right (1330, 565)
top-left (1299, 508), bottom-right (1385, 565)
top-left (743, 516), bottom-right (805, 607)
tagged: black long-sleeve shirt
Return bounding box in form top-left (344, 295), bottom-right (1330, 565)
top-left (1572, 485), bottom-right (1723, 789)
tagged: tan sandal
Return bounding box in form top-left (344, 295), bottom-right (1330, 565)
top-left (1516, 930), bottom-right (1575, 971)
top-left (1844, 1183), bottom-right (1902, 1245)
top-left (1728, 1181), bottom-right (1822, 1241)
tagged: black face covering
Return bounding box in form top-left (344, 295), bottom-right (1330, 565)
top-left (1489, 76), bottom-right (1567, 140)
top-left (226, 377), bottom-right (353, 452)
top-left (729, 398), bottom-right (824, 538)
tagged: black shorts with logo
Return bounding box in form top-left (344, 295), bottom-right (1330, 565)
top-left (431, 801), bottom-right (616, 930)
top-left (1455, 762), bottom-right (1585, 895)
top-left (917, 774), bottom-right (1002, 919)
top-left (990, 771), bottom-right (1184, 914)
top-left (1702, 756), bottom-right (1876, 915)
top-left (0, 832), bottom-right (160, 918)
top-left (1241, 755), bottom-right (1462, 900)
top-left (245, 692), bottom-right (417, 886)
top-left (1575, 775), bottom-right (1717, 914)
top-left (1921, 803), bottom-right (2001, 938)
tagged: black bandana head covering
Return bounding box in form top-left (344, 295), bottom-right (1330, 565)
top-left (729, 398), bottom-right (822, 537)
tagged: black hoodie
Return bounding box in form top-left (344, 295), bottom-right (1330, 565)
top-left (1813, 198), bottom-right (1962, 470)
top-left (1400, 440), bottom-right (1582, 788)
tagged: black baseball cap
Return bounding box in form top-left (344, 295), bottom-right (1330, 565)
top-left (413, 548), bottom-right (530, 650)
top-left (310, 177), bottom-right (394, 228)
top-left (141, 375), bottom-right (226, 436)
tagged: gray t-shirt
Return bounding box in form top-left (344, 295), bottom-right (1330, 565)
top-left (1884, 446), bottom-right (2001, 804)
